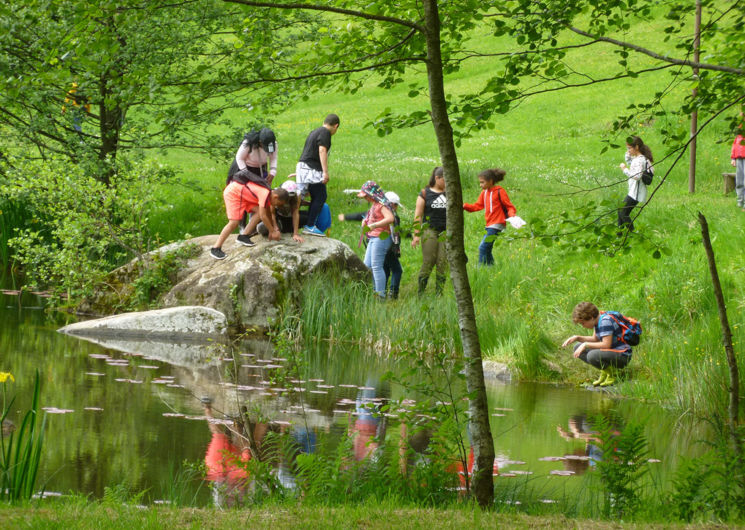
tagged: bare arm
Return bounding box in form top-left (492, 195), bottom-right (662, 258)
top-left (564, 333), bottom-right (612, 358)
top-left (291, 199), bottom-right (304, 243)
top-left (411, 194), bottom-right (425, 248)
top-left (319, 145), bottom-right (329, 183)
top-left (259, 205), bottom-right (281, 241)
top-left (371, 206), bottom-right (395, 229)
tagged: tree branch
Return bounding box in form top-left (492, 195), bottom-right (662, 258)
top-left (567, 26), bottom-right (745, 76)
top-left (221, 0), bottom-right (425, 32)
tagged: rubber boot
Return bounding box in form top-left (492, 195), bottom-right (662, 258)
top-left (599, 370), bottom-right (616, 387)
top-left (417, 276), bottom-right (429, 297)
top-left (592, 370), bottom-right (609, 387)
top-left (435, 275), bottom-right (445, 296)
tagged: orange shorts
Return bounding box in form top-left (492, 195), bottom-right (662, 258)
top-left (223, 181), bottom-right (270, 220)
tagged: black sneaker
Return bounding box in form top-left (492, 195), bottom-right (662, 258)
top-left (210, 247), bottom-right (226, 260)
top-left (237, 234), bottom-right (255, 247)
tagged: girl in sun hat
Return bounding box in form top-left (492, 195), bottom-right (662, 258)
top-left (357, 181), bottom-right (395, 298)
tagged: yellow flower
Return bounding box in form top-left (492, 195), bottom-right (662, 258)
top-left (0, 372), bottom-right (14, 383)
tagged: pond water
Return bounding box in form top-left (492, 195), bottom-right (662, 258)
top-left (1, 291), bottom-right (707, 506)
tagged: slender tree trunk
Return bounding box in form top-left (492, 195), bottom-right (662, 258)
top-left (688, 0), bottom-right (702, 193)
top-left (97, 78), bottom-right (118, 187)
top-left (422, 0), bottom-right (494, 508)
top-left (698, 212), bottom-right (742, 456)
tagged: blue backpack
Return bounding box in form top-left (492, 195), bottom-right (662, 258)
top-left (602, 311), bottom-right (642, 346)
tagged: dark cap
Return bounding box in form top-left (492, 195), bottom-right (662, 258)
top-left (259, 127), bottom-right (276, 153)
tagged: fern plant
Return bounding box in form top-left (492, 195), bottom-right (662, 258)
top-left (592, 415), bottom-right (649, 519)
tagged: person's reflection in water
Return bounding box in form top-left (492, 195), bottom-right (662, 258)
top-left (346, 377), bottom-right (394, 463)
top-left (556, 414), bottom-right (605, 475)
top-left (276, 425), bottom-right (319, 491)
top-left (202, 398), bottom-right (271, 507)
top-left (350, 382), bottom-right (387, 462)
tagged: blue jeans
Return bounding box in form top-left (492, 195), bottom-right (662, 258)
top-left (478, 227), bottom-right (502, 266)
top-left (364, 236), bottom-right (393, 296)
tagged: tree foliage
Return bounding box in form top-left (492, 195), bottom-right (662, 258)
top-left (0, 0), bottom-right (299, 182)
top-left (3, 154), bottom-right (172, 300)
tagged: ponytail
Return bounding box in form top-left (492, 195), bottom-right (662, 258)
top-left (627, 135), bottom-right (654, 163)
top-left (478, 167), bottom-right (506, 184)
top-left (428, 166), bottom-right (443, 187)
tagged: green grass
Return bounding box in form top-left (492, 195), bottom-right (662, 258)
top-left (149, 15), bottom-right (744, 419)
top-left (4, 12), bottom-right (743, 418)
top-left (0, 497), bottom-right (729, 529)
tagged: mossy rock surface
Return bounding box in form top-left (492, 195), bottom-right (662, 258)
top-left (77, 235), bottom-right (368, 335)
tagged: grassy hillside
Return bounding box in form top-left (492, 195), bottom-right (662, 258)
top-left (132, 16), bottom-right (745, 416)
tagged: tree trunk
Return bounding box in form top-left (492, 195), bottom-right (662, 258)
top-left (688, 0), bottom-right (702, 194)
top-left (698, 212), bottom-right (742, 456)
top-left (422, 0), bottom-right (494, 508)
top-left (98, 79), bottom-right (123, 187)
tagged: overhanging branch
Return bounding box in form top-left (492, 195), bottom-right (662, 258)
top-left (222, 0), bottom-right (425, 32)
top-left (568, 26), bottom-right (745, 76)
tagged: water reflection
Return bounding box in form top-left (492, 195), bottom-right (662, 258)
top-left (556, 414), bottom-right (603, 476)
top-left (0, 297), bottom-right (708, 503)
top-left (351, 378), bottom-right (389, 462)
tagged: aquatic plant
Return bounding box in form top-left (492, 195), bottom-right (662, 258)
top-left (0, 371), bottom-right (46, 502)
top-left (591, 415), bottom-right (649, 519)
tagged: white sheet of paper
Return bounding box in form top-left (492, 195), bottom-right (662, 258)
top-left (507, 216), bottom-right (527, 229)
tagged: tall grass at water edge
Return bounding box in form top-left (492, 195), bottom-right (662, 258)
top-left (0, 198), bottom-right (31, 273)
top-left (293, 195), bottom-right (745, 417)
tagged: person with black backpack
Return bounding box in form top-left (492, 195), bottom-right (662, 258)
top-left (618, 135), bottom-right (653, 234)
top-left (209, 173), bottom-right (289, 260)
top-left (227, 127), bottom-right (278, 186)
top-left (561, 301), bottom-right (642, 387)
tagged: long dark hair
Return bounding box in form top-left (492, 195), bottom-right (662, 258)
top-left (627, 136), bottom-right (654, 163)
top-left (478, 168), bottom-right (506, 185)
top-left (242, 130), bottom-right (261, 153)
top-left (428, 166), bottom-right (444, 187)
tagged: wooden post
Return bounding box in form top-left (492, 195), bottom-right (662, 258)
top-left (698, 213), bottom-right (742, 457)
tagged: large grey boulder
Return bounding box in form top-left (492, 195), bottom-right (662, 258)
top-left (59, 306), bottom-right (228, 340)
top-left (77, 234), bottom-right (368, 334)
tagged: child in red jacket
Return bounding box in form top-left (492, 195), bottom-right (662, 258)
top-left (463, 168), bottom-right (516, 266)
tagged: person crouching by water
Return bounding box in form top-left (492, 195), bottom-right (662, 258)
top-left (561, 302), bottom-right (634, 387)
top-left (210, 175), bottom-right (289, 260)
top-left (618, 135), bottom-right (653, 234)
top-left (358, 181), bottom-right (396, 298)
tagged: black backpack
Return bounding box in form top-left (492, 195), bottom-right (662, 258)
top-left (226, 130), bottom-right (264, 185)
top-left (641, 160), bottom-right (653, 186)
top-left (232, 168), bottom-right (270, 190)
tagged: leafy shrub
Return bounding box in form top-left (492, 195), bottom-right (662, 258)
top-left (2, 156), bottom-right (173, 302)
top-left (129, 242), bottom-right (200, 310)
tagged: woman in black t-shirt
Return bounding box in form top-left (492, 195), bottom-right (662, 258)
top-left (412, 166), bottom-right (448, 296)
